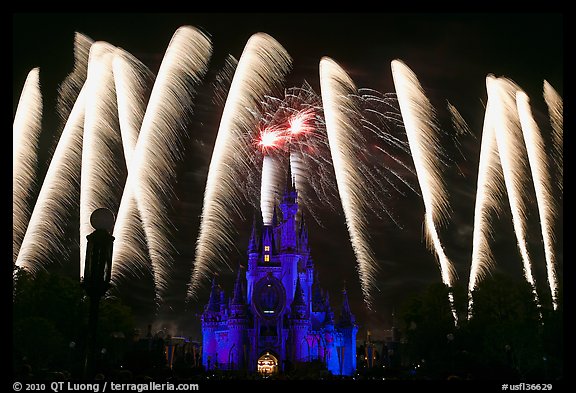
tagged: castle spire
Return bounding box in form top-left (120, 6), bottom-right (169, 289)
top-left (338, 284), bottom-right (355, 326)
top-left (206, 277), bottom-right (220, 312)
top-left (231, 268), bottom-right (245, 305)
top-left (286, 159), bottom-right (296, 193)
top-left (290, 275), bottom-right (307, 318)
top-left (248, 214), bottom-right (260, 253)
top-left (272, 205), bottom-right (278, 226)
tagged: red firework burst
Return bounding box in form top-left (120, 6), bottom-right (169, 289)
top-left (256, 126), bottom-right (286, 154)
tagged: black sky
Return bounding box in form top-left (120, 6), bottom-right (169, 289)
top-left (13, 13), bottom-right (563, 340)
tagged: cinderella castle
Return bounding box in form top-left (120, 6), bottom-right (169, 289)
top-left (200, 169), bottom-right (358, 376)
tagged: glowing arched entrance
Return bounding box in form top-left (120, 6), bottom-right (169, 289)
top-left (257, 351), bottom-right (278, 375)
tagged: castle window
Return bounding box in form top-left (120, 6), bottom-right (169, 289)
top-left (264, 254), bottom-right (270, 262)
top-left (265, 246), bottom-right (270, 251)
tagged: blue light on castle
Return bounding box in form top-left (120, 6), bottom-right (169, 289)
top-left (200, 170), bottom-right (358, 376)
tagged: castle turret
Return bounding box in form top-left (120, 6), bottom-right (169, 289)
top-left (227, 268), bottom-right (249, 370)
top-left (289, 276), bottom-right (310, 363)
top-left (336, 286), bottom-right (358, 376)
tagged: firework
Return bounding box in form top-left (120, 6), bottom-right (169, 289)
top-left (487, 76), bottom-right (542, 316)
top-left (16, 85), bottom-right (86, 274)
top-left (320, 56), bottom-right (378, 309)
top-left (391, 59), bottom-right (457, 324)
top-left (543, 80), bottom-right (563, 194)
top-left (467, 86), bottom-right (505, 319)
top-left (13, 68), bottom-right (43, 265)
top-left (517, 90), bottom-right (559, 310)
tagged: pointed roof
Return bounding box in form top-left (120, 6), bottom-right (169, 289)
top-left (272, 206), bottom-right (278, 226)
top-left (338, 285), bottom-right (355, 326)
top-left (286, 161), bottom-right (296, 193)
top-left (231, 268), bottom-right (245, 306)
top-left (293, 275), bottom-right (306, 307)
top-left (290, 275), bottom-right (307, 319)
top-left (206, 277), bottom-right (220, 312)
top-left (248, 215), bottom-right (260, 253)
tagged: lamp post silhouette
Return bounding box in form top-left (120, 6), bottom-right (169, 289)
top-left (82, 208), bottom-right (115, 378)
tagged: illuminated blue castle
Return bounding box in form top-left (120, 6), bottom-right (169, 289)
top-left (200, 173), bottom-right (358, 376)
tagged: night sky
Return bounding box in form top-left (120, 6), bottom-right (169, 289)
top-left (13, 13), bottom-right (563, 340)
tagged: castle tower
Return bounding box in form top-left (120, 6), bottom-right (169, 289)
top-left (200, 160), bottom-right (357, 375)
top-left (289, 276), bottom-right (311, 363)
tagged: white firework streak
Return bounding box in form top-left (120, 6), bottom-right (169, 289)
top-left (80, 42), bottom-right (123, 280)
top-left (487, 76), bottom-right (542, 315)
top-left (543, 80), bottom-right (563, 194)
top-left (390, 59), bottom-right (458, 324)
top-left (516, 90), bottom-right (559, 310)
top-left (111, 48), bottom-right (155, 284)
top-left (320, 57), bottom-right (378, 309)
top-left (13, 68), bottom-right (43, 265)
top-left (467, 90), bottom-right (505, 319)
top-left (16, 85), bottom-right (86, 274)
top-left (190, 33), bottom-right (291, 299)
top-left (57, 32), bottom-right (93, 125)
top-left (128, 26), bottom-right (212, 300)
top-left (289, 150), bottom-right (306, 196)
top-left (261, 155), bottom-right (282, 225)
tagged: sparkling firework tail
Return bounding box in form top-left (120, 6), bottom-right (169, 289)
top-left (261, 155), bottom-right (282, 225)
top-left (516, 91), bottom-right (559, 310)
top-left (320, 57), bottom-right (378, 309)
top-left (190, 33), bottom-right (291, 299)
top-left (467, 90), bottom-right (505, 319)
top-left (13, 68), bottom-right (42, 265)
top-left (16, 85), bottom-right (86, 274)
top-left (289, 150), bottom-right (306, 197)
top-left (543, 81), bottom-right (563, 194)
top-left (390, 59), bottom-right (458, 324)
top-left (129, 26), bottom-right (212, 301)
top-left (487, 76), bottom-right (542, 317)
top-left (80, 42), bottom-right (123, 279)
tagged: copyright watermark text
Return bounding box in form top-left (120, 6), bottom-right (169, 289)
top-left (12, 382), bottom-right (199, 392)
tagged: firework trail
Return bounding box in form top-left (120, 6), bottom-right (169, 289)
top-left (467, 89), bottom-right (505, 319)
top-left (390, 59), bottom-right (458, 324)
top-left (16, 85), bottom-right (86, 275)
top-left (190, 33), bottom-right (291, 299)
top-left (320, 57), bottom-right (378, 308)
top-left (13, 68), bottom-right (43, 265)
top-left (80, 42), bottom-right (123, 279)
top-left (110, 48), bottom-right (155, 284)
top-left (543, 80), bottom-right (563, 194)
top-left (124, 26), bottom-right (212, 300)
top-left (516, 90), bottom-right (559, 310)
top-left (487, 76), bottom-right (542, 315)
